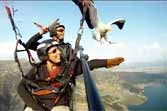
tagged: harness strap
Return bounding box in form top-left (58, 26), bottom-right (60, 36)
top-left (5, 3), bottom-right (36, 77)
top-left (14, 40), bottom-right (24, 76)
top-left (14, 40), bottom-right (36, 77)
top-left (32, 89), bottom-right (53, 95)
top-left (54, 95), bottom-right (61, 104)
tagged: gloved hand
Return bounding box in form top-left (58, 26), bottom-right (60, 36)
top-left (107, 57), bottom-right (125, 68)
top-left (39, 26), bottom-right (49, 35)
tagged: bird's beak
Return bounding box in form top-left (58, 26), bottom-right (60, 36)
top-left (107, 28), bottom-right (112, 32)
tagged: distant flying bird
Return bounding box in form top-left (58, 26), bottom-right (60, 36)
top-left (72, 0), bottom-right (125, 44)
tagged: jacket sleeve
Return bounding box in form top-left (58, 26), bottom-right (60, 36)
top-left (75, 59), bottom-right (107, 76)
top-left (26, 33), bottom-right (43, 51)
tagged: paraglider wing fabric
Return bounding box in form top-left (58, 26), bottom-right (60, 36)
top-left (72, 0), bottom-right (96, 29)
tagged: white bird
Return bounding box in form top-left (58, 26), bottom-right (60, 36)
top-left (88, 2), bottom-right (125, 44)
top-left (92, 18), bottom-right (125, 44)
top-left (73, 0), bottom-right (125, 44)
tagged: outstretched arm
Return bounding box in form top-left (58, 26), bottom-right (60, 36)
top-left (75, 57), bottom-right (124, 76)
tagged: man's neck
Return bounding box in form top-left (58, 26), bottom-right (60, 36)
top-left (58, 39), bottom-right (64, 44)
top-left (46, 60), bottom-right (58, 72)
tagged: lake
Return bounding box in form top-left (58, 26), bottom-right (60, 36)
top-left (128, 84), bottom-right (167, 111)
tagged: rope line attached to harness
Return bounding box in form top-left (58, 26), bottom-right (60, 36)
top-left (4, 1), bottom-right (36, 77)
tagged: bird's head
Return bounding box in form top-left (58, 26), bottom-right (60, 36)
top-left (108, 28), bottom-right (112, 32)
top-left (106, 25), bottom-right (112, 32)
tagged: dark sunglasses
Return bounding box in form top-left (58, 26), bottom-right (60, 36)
top-left (56, 29), bottom-right (64, 32)
top-left (48, 48), bottom-right (57, 54)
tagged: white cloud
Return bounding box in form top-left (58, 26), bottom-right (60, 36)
top-left (0, 42), bottom-right (15, 59)
top-left (126, 42), bottom-right (163, 63)
top-left (84, 41), bottom-right (165, 63)
top-left (143, 42), bottom-right (161, 49)
top-left (0, 41), bottom-right (39, 60)
top-left (0, 42), bottom-right (15, 53)
top-left (0, 40), bottom-right (165, 64)
top-left (141, 42), bottom-right (164, 62)
top-left (84, 41), bottom-right (130, 61)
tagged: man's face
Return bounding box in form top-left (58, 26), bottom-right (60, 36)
top-left (48, 46), bottom-right (61, 64)
top-left (52, 26), bottom-right (65, 42)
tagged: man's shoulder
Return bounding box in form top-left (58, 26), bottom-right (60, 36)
top-left (26, 63), bottom-right (46, 75)
top-left (60, 42), bottom-right (72, 48)
top-left (62, 42), bottom-right (71, 45)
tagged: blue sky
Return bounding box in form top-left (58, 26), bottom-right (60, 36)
top-left (0, 1), bottom-right (167, 63)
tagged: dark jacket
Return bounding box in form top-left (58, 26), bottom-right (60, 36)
top-left (17, 59), bottom-right (107, 111)
top-left (18, 62), bottom-right (77, 110)
top-left (26, 32), bottom-right (42, 51)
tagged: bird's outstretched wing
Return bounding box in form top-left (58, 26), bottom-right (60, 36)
top-left (72, 0), bottom-right (98, 29)
top-left (88, 1), bottom-right (99, 28)
top-left (108, 18), bottom-right (125, 30)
